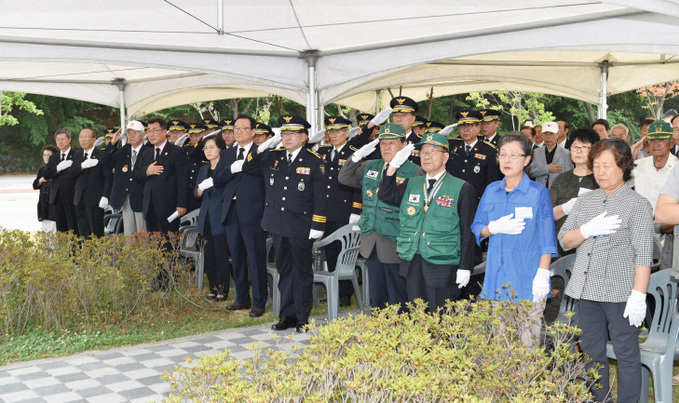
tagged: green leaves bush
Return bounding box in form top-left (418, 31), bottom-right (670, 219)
top-left (164, 300), bottom-right (595, 402)
top-left (0, 229), bottom-right (196, 334)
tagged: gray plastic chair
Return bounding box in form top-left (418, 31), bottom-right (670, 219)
top-left (606, 269), bottom-right (678, 403)
top-left (356, 257), bottom-right (369, 313)
top-left (265, 237), bottom-right (280, 316)
top-left (179, 225), bottom-right (204, 290)
top-left (547, 254), bottom-right (578, 326)
top-left (312, 224), bottom-right (363, 321)
top-left (180, 208), bottom-right (200, 227)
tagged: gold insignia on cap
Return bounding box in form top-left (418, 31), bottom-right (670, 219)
top-left (203, 119), bottom-right (210, 124)
top-left (172, 121), bottom-right (179, 125)
top-left (256, 123), bottom-right (261, 128)
top-left (190, 124), bottom-right (196, 129)
top-left (480, 110), bottom-right (487, 116)
top-left (426, 134), bottom-right (433, 141)
top-left (461, 111), bottom-right (469, 117)
top-left (283, 116), bottom-right (293, 123)
top-left (225, 120), bottom-right (232, 125)
top-left (426, 122), bottom-right (432, 127)
top-left (360, 114), bottom-right (368, 120)
top-left (655, 127), bottom-right (661, 133)
top-left (329, 117), bottom-right (336, 124)
top-left (396, 98), bottom-right (406, 105)
top-left (384, 127), bottom-right (391, 133)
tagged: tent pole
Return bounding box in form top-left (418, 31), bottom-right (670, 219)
top-left (217, 0), bottom-right (224, 35)
top-left (115, 78), bottom-right (126, 132)
top-left (303, 50), bottom-right (320, 132)
top-left (598, 61), bottom-right (609, 119)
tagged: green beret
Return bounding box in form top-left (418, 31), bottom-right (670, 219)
top-left (647, 120), bottom-right (673, 140)
top-left (415, 132), bottom-right (449, 151)
top-left (378, 123), bottom-right (406, 140)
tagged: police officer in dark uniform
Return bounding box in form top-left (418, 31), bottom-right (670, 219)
top-left (478, 109), bottom-right (502, 147)
top-left (168, 120), bottom-right (188, 144)
top-left (253, 122), bottom-right (274, 146)
top-left (390, 96), bottom-right (423, 167)
top-left (185, 123), bottom-right (209, 212)
top-left (447, 110), bottom-right (499, 207)
top-left (424, 120), bottom-right (444, 135)
top-left (221, 119), bottom-right (236, 148)
top-left (255, 114), bottom-right (327, 332)
top-left (316, 116), bottom-right (363, 306)
top-left (411, 115), bottom-right (428, 139)
top-left (104, 128), bottom-right (116, 147)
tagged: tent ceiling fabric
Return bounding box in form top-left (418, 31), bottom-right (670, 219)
top-left (2, 1), bottom-right (679, 120)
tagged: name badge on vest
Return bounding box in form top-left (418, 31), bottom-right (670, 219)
top-left (366, 170), bottom-right (379, 179)
top-left (515, 206), bottom-right (533, 220)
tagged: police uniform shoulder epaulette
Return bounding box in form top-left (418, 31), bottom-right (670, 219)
top-left (318, 144), bottom-right (332, 148)
top-left (272, 146), bottom-right (286, 151)
top-left (307, 149), bottom-right (322, 159)
top-left (482, 140), bottom-right (497, 150)
top-left (349, 145), bottom-right (357, 152)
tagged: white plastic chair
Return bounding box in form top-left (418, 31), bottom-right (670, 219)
top-left (179, 225), bottom-right (204, 290)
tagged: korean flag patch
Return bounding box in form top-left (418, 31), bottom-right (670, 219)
top-left (408, 194), bottom-right (420, 203)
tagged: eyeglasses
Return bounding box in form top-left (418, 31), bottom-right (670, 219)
top-left (203, 146), bottom-right (219, 151)
top-left (420, 150), bottom-right (446, 157)
top-left (147, 128), bottom-right (164, 134)
top-left (42, 153), bottom-right (52, 158)
top-left (571, 145), bottom-right (591, 153)
top-left (498, 153), bottom-right (528, 160)
top-left (234, 127), bottom-right (251, 132)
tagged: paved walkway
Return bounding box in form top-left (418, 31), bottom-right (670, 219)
top-left (0, 319), bottom-right (317, 403)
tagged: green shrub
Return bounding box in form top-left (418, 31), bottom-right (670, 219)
top-left (163, 300), bottom-right (595, 402)
top-left (0, 229), bottom-right (197, 334)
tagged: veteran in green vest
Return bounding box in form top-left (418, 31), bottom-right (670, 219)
top-left (338, 123), bottom-right (424, 311)
top-left (379, 132), bottom-right (477, 311)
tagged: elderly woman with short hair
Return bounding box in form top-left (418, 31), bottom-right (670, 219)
top-left (559, 138), bottom-right (654, 403)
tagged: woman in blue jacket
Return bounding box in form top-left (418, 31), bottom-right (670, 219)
top-left (471, 131), bottom-right (557, 347)
top-left (195, 134), bottom-right (230, 302)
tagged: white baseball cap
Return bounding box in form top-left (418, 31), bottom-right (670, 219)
top-left (126, 120), bottom-right (144, 131)
top-left (541, 121), bottom-right (558, 134)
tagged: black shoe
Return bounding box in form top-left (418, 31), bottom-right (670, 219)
top-left (214, 294), bottom-right (227, 303)
top-left (296, 320), bottom-right (309, 333)
top-left (204, 294), bottom-right (216, 301)
top-left (226, 302), bottom-right (251, 311)
top-left (272, 316), bottom-right (297, 331)
top-left (249, 307), bottom-right (265, 317)
top-left (340, 295), bottom-right (352, 307)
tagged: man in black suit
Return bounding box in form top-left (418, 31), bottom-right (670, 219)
top-left (212, 114), bottom-right (268, 317)
top-left (134, 117), bottom-right (189, 234)
top-left (103, 120), bottom-right (147, 235)
top-left (43, 128), bottom-right (78, 233)
top-left (70, 128), bottom-right (112, 238)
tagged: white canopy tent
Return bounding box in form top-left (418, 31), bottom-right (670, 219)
top-left (3, 1), bottom-right (679, 130)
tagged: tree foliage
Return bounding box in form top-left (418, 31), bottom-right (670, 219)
top-left (636, 81), bottom-right (679, 119)
top-left (1, 91), bottom-right (43, 127)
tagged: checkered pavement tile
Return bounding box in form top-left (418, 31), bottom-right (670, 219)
top-left (0, 319), bottom-right (317, 402)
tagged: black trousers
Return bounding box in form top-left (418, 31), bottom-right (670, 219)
top-left (273, 234), bottom-right (314, 321)
top-left (225, 201), bottom-right (267, 308)
top-left (203, 217), bottom-right (230, 297)
top-left (405, 254), bottom-right (461, 312)
top-left (54, 201), bottom-right (77, 234)
top-left (145, 204), bottom-right (180, 290)
top-left (74, 200), bottom-right (104, 238)
top-left (577, 300), bottom-right (641, 403)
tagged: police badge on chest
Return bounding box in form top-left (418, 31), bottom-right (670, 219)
top-left (298, 180), bottom-right (305, 191)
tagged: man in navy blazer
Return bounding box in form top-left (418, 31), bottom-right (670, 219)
top-left (43, 128), bottom-right (78, 234)
top-left (134, 117), bottom-right (189, 234)
top-left (213, 115), bottom-right (268, 317)
top-left (103, 121), bottom-right (147, 235)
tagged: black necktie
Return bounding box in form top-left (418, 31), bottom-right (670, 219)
top-left (331, 149), bottom-right (336, 162)
top-left (427, 179), bottom-right (436, 192)
top-left (237, 147), bottom-right (245, 160)
top-left (155, 148), bottom-right (160, 161)
top-left (61, 153), bottom-right (65, 161)
top-left (84, 151), bottom-right (88, 160)
top-left (287, 153), bottom-right (293, 165)
top-left (464, 145), bottom-right (471, 157)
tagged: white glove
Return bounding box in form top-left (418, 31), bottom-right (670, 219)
top-left (351, 138), bottom-right (379, 162)
top-left (231, 160), bottom-right (245, 173)
top-left (81, 158), bottom-right (99, 169)
top-left (348, 127), bottom-right (360, 139)
top-left (93, 137), bottom-right (105, 147)
top-left (623, 290), bottom-right (647, 327)
top-left (488, 213), bottom-right (525, 235)
top-left (56, 160), bottom-right (73, 173)
top-left (561, 197), bottom-right (578, 215)
top-left (370, 108), bottom-right (392, 126)
top-left (349, 213), bottom-right (361, 224)
top-left (456, 270), bottom-right (471, 289)
top-left (257, 133), bottom-right (282, 153)
top-left (204, 129), bottom-right (220, 140)
top-left (308, 129), bottom-right (325, 144)
top-left (389, 143), bottom-right (415, 169)
top-left (175, 133), bottom-right (188, 147)
top-left (439, 123), bottom-right (457, 137)
top-left (98, 196), bottom-right (109, 209)
top-left (198, 178), bottom-right (214, 191)
top-left (309, 229), bottom-right (324, 240)
top-left (580, 211), bottom-right (621, 239)
top-left (532, 268), bottom-right (551, 302)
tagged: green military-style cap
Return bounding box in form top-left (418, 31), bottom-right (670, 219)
top-left (415, 132), bottom-right (449, 151)
top-left (647, 120), bottom-right (673, 140)
top-left (378, 123), bottom-right (406, 140)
